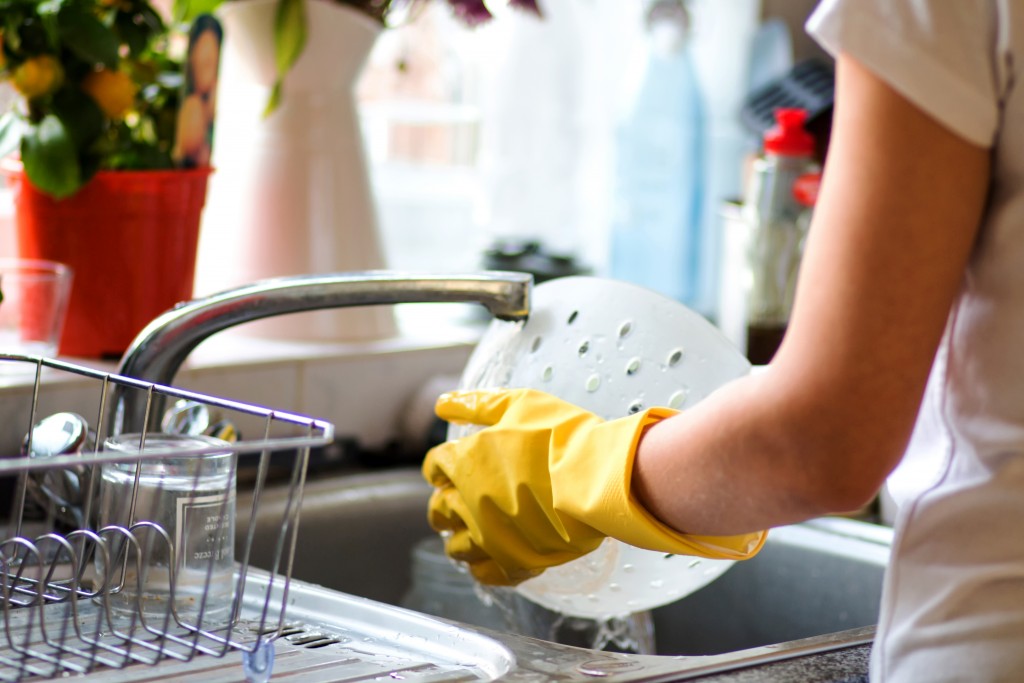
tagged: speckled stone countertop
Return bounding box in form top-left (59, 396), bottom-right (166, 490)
top-left (687, 644), bottom-right (871, 683)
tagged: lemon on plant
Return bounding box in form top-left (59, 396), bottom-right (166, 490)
top-left (81, 68), bottom-right (138, 120)
top-left (12, 55), bottom-right (64, 99)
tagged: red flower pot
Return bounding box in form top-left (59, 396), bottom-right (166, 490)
top-left (3, 163), bottom-right (212, 359)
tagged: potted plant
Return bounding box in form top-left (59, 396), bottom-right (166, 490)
top-left (0, 0), bottom-right (216, 358)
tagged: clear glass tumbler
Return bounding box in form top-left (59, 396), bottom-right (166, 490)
top-left (97, 433), bottom-right (236, 630)
top-left (0, 258), bottom-right (72, 364)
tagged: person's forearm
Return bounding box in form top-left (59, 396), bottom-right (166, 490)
top-left (631, 367), bottom-right (869, 536)
top-left (631, 53), bottom-right (990, 538)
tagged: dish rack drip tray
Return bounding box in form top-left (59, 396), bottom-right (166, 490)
top-left (2, 569), bottom-right (512, 682)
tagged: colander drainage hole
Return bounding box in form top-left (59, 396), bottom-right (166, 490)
top-left (667, 348), bottom-right (684, 367)
top-left (530, 336), bottom-right (543, 353)
top-left (618, 321), bottom-right (633, 338)
top-left (567, 310), bottom-right (579, 325)
top-left (668, 389), bottom-right (688, 409)
top-left (628, 400), bottom-right (643, 414)
top-left (578, 340), bottom-right (590, 357)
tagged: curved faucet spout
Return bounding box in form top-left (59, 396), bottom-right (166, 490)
top-left (114, 270), bottom-right (532, 432)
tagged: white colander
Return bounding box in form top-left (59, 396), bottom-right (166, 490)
top-left (449, 276), bottom-right (751, 619)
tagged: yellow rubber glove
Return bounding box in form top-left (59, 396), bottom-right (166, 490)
top-left (423, 388), bottom-right (767, 586)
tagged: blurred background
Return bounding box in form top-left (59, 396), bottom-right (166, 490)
top-left (352, 0), bottom-right (830, 343)
top-left (0, 0), bottom-right (831, 356)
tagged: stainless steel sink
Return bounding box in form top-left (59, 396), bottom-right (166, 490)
top-left (96, 270), bottom-right (890, 681)
top-left (238, 467), bottom-right (891, 680)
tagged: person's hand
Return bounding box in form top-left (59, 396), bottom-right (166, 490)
top-left (423, 388), bottom-right (767, 586)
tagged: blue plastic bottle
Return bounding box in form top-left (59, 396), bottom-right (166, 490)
top-left (609, 0), bottom-right (705, 307)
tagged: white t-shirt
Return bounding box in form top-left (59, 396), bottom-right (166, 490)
top-left (807, 1), bottom-right (1024, 681)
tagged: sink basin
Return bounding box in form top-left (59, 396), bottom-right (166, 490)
top-left (4, 468), bottom-right (885, 683)
top-left (242, 468), bottom-right (891, 671)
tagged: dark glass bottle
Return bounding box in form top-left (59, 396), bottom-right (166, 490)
top-left (742, 108), bottom-right (819, 364)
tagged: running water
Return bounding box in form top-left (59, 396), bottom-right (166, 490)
top-left (475, 584), bottom-right (656, 654)
top-left (402, 538), bottom-right (656, 654)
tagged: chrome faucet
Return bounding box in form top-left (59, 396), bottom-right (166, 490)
top-left (114, 270), bottom-right (532, 432)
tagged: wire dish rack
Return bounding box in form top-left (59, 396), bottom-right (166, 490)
top-left (0, 354), bottom-right (334, 682)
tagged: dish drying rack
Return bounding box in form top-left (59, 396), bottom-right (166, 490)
top-left (0, 354), bottom-right (334, 682)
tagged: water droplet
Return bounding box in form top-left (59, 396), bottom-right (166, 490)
top-left (530, 336), bottom-right (542, 353)
top-left (649, 579), bottom-right (664, 589)
top-left (577, 659), bottom-right (644, 677)
top-left (567, 310), bottom-right (579, 325)
top-left (608, 583), bottom-right (621, 592)
top-left (667, 348), bottom-right (684, 367)
top-left (625, 357), bottom-right (641, 375)
top-left (542, 366), bottom-right (554, 381)
top-left (578, 340), bottom-right (590, 357)
top-left (577, 659), bottom-right (645, 677)
top-left (703, 568), bottom-right (718, 576)
top-left (585, 374), bottom-right (601, 392)
top-left (668, 389), bottom-right (687, 409)
top-left (618, 320), bottom-right (633, 338)
top-left (622, 564), bottom-right (635, 573)
top-left (587, 594), bottom-right (599, 602)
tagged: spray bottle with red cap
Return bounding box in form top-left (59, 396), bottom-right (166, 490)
top-left (741, 107), bottom-right (821, 365)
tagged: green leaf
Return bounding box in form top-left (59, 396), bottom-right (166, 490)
top-left (21, 114), bottom-right (82, 199)
top-left (263, 81), bottom-right (284, 119)
top-left (135, 3), bottom-right (167, 34)
top-left (3, 13), bottom-right (23, 52)
top-left (0, 112), bottom-right (27, 160)
top-left (34, 0), bottom-right (66, 48)
top-left (274, 0), bottom-right (307, 74)
top-left (114, 11), bottom-right (150, 56)
top-left (173, 0), bottom-right (223, 23)
top-left (115, 3), bottom-right (166, 55)
top-left (263, 0), bottom-right (306, 116)
top-left (58, 4), bottom-right (120, 67)
top-left (51, 86), bottom-right (104, 149)
top-left (37, 0), bottom-right (64, 16)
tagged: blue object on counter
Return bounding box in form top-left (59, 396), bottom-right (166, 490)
top-left (610, 0), bottom-right (705, 307)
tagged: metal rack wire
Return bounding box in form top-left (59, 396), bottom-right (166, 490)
top-left (0, 354), bottom-right (334, 681)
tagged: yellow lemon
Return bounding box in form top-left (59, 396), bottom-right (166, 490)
top-left (12, 55), bottom-right (64, 99)
top-left (81, 68), bottom-right (138, 120)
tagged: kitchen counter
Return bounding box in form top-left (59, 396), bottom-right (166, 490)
top-left (688, 644), bottom-right (870, 683)
top-left (0, 304), bottom-right (481, 458)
